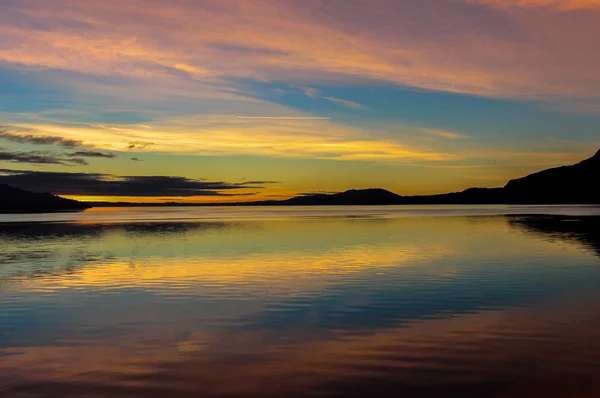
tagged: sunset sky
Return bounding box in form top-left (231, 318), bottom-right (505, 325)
top-left (1, 0), bottom-right (599, 202)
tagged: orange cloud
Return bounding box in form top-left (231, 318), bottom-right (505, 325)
top-left (10, 116), bottom-right (457, 162)
top-left (0, 0), bottom-right (598, 101)
top-left (471, 0), bottom-right (600, 10)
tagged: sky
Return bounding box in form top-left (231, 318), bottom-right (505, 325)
top-left (0, 0), bottom-right (599, 203)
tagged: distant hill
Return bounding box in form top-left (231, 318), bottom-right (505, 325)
top-left (276, 188), bottom-right (403, 205)
top-left (248, 149), bottom-right (600, 206)
top-left (0, 184), bottom-right (90, 213)
top-left (83, 149), bottom-right (600, 207)
top-left (250, 187), bottom-right (506, 206)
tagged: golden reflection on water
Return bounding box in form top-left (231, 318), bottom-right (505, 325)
top-left (1, 213), bottom-right (600, 397)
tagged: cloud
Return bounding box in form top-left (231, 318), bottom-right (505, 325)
top-left (0, 127), bottom-right (85, 148)
top-left (301, 88), bottom-right (367, 110)
top-left (0, 0), bottom-right (599, 103)
top-left (470, 0), bottom-right (600, 10)
top-left (0, 169), bottom-right (277, 197)
top-left (0, 128), bottom-right (115, 164)
top-left (67, 151), bottom-right (116, 159)
top-left (127, 141), bottom-right (155, 150)
top-left (420, 128), bottom-right (467, 140)
top-left (322, 97), bottom-right (367, 110)
top-left (236, 116), bottom-right (330, 120)
top-left (0, 149), bottom-right (88, 166)
top-left (302, 87), bottom-right (320, 98)
top-left (9, 117), bottom-right (457, 162)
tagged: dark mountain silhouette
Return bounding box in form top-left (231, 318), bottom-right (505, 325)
top-left (276, 188), bottom-right (403, 205)
top-left (249, 187), bottom-right (506, 206)
top-left (0, 184), bottom-right (90, 213)
top-left (503, 149), bottom-right (600, 204)
top-left (249, 149), bottom-right (600, 206)
top-left (35, 148), bottom-right (597, 208)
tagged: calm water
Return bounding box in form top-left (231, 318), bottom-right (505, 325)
top-left (1, 206), bottom-right (600, 397)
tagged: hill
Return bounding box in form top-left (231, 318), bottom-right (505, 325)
top-left (0, 184), bottom-right (90, 213)
top-left (248, 149), bottom-right (600, 206)
top-left (82, 149), bottom-right (600, 207)
top-left (503, 149), bottom-right (600, 204)
top-left (276, 188), bottom-right (403, 205)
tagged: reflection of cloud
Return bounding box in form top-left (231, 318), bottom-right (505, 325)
top-left (0, 169), bottom-right (276, 197)
top-left (0, 221), bottom-right (233, 281)
top-left (0, 216), bottom-right (458, 289)
top-left (2, 215), bottom-right (600, 397)
top-left (2, 297), bottom-right (600, 398)
top-left (9, 239), bottom-right (446, 295)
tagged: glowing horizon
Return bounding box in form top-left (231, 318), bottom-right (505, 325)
top-left (1, 0), bottom-right (599, 202)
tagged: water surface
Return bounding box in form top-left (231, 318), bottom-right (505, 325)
top-left (1, 206), bottom-right (600, 397)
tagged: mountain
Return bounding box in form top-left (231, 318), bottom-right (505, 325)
top-left (276, 188), bottom-right (403, 205)
top-left (503, 149), bottom-right (600, 204)
top-left (252, 187), bottom-right (507, 206)
top-left (83, 149), bottom-right (600, 207)
top-left (0, 184), bottom-right (90, 213)
top-left (249, 149), bottom-right (600, 206)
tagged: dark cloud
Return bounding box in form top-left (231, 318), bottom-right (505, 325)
top-left (0, 169), bottom-right (277, 197)
top-left (68, 151), bottom-right (116, 159)
top-left (0, 127), bottom-right (85, 148)
top-left (0, 126), bottom-right (115, 164)
top-left (0, 150), bottom-right (88, 166)
top-left (127, 141), bottom-right (154, 150)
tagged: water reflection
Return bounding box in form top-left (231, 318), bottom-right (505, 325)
top-left (509, 215), bottom-right (600, 256)
top-left (1, 213), bottom-right (599, 397)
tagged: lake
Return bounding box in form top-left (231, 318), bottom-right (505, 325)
top-left (1, 205), bottom-right (600, 397)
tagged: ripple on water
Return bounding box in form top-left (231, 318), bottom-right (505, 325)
top-left (1, 213), bottom-right (600, 397)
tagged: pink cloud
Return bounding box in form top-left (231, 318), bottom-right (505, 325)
top-left (0, 0), bottom-right (598, 103)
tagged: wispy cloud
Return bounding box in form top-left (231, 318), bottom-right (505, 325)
top-left (0, 169), bottom-right (277, 197)
top-left (420, 128), bottom-right (467, 140)
top-left (1, 0), bottom-right (598, 102)
top-left (301, 87), bottom-right (367, 110)
top-left (0, 149), bottom-right (88, 166)
top-left (10, 118), bottom-right (457, 162)
top-left (236, 116), bottom-right (331, 120)
top-left (322, 97), bottom-right (367, 110)
top-left (127, 141), bottom-right (155, 150)
top-left (67, 151), bottom-right (116, 159)
top-left (470, 0), bottom-right (600, 10)
top-left (0, 127), bottom-right (86, 148)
